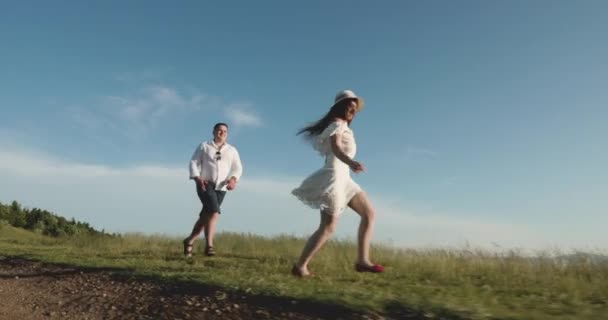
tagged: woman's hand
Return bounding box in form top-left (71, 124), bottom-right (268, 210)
top-left (349, 160), bottom-right (365, 173)
top-left (331, 134), bottom-right (365, 173)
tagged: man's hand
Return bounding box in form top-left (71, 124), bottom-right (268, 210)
top-left (194, 177), bottom-right (208, 191)
top-left (226, 176), bottom-right (237, 191)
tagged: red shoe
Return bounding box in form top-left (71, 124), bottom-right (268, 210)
top-left (355, 263), bottom-right (384, 273)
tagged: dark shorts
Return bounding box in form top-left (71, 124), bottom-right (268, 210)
top-left (196, 182), bottom-right (226, 215)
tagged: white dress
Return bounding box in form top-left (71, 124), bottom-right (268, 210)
top-left (292, 120), bottom-right (362, 214)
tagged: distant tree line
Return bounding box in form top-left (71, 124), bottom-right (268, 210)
top-left (0, 200), bottom-right (109, 237)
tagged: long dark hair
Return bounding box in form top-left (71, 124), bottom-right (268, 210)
top-left (297, 99), bottom-right (354, 139)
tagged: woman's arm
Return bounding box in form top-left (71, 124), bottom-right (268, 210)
top-left (330, 134), bottom-right (365, 172)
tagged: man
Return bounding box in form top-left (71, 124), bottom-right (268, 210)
top-left (183, 122), bottom-right (243, 257)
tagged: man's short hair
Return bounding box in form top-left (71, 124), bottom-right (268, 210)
top-left (213, 122), bottom-right (228, 131)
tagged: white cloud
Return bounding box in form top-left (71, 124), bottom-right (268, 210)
top-left (147, 86), bottom-right (183, 106)
top-left (0, 146), bottom-right (179, 179)
top-left (225, 104), bottom-right (263, 128)
top-left (372, 201), bottom-right (540, 249)
top-left (69, 83), bottom-right (260, 140)
top-left (70, 85), bottom-right (208, 140)
top-left (0, 144), bottom-right (570, 250)
top-left (102, 85), bottom-right (206, 124)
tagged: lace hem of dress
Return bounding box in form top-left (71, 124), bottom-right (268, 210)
top-left (291, 189), bottom-right (346, 214)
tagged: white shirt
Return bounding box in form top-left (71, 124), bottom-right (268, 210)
top-left (189, 140), bottom-right (243, 191)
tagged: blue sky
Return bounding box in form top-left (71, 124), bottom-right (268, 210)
top-left (1, 1), bottom-right (607, 250)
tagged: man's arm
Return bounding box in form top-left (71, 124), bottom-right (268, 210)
top-left (226, 148), bottom-right (243, 189)
top-left (189, 144), bottom-right (206, 188)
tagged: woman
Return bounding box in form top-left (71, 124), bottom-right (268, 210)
top-left (291, 89), bottom-right (384, 277)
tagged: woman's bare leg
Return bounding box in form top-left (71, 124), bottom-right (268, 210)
top-left (294, 210), bottom-right (338, 275)
top-left (348, 192), bottom-right (376, 266)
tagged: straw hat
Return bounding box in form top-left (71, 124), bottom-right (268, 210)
top-left (331, 89), bottom-right (364, 111)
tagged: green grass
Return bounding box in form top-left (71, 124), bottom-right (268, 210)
top-left (1, 224), bottom-right (607, 319)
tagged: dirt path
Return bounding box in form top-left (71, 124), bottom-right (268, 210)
top-left (0, 256), bottom-right (430, 320)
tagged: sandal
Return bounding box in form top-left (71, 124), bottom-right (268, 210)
top-left (183, 239), bottom-right (193, 258)
top-left (205, 246), bottom-right (216, 257)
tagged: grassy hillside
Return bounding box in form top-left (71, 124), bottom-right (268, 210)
top-left (1, 221), bottom-right (607, 319)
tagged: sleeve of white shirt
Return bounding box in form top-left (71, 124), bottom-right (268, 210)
top-left (189, 144), bottom-right (203, 179)
top-left (229, 148), bottom-right (243, 181)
